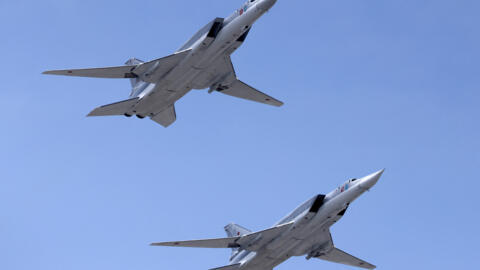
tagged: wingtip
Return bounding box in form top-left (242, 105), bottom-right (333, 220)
top-left (86, 111), bottom-right (96, 117)
top-left (268, 100), bottom-right (284, 107)
top-left (87, 108), bottom-right (102, 117)
top-left (42, 70), bottom-right (65, 76)
top-left (150, 242), bottom-right (169, 246)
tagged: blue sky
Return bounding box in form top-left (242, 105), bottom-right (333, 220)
top-left (1, 0), bottom-right (479, 269)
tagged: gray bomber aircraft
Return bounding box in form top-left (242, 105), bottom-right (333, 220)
top-left (43, 0), bottom-right (282, 127)
top-left (152, 170), bottom-right (384, 270)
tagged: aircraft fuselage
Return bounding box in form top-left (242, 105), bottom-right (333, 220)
top-left (43, 0), bottom-right (283, 127)
top-left (131, 0), bottom-right (277, 117)
top-left (230, 171), bottom-right (382, 270)
top-left (151, 170), bottom-right (382, 269)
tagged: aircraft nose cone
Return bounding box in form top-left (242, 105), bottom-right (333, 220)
top-left (359, 169), bottom-right (385, 190)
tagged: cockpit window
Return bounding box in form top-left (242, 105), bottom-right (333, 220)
top-left (350, 178), bottom-right (358, 182)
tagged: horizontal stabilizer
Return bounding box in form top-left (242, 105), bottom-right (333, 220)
top-left (150, 105), bottom-right (176, 128)
top-left (210, 264), bottom-right (241, 270)
top-left (151, 222), bottom-right (293, 252)
top-left (88, 98), bottom-right (139, 117)
top-left (215, 80), bottom-right (283, 107)
top-left (43, 65), bottom-right (137, 78)
top-left (315, 248), bottom-right (376, 269)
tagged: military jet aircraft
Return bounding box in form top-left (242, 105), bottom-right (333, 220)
top-left (152, 170), bottom-right (384, 270)
top-left (43, 0), bottom-right (282, 127)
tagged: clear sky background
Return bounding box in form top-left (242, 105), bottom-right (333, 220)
top-left (1, 0), bottom-right (479, 269)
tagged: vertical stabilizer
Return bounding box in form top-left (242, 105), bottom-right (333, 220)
top-left (224, 223), bottom-right (251, 260)
top-left (225, 223), bottom-right (251, 237)
top-left (125, 58), bottom-right (144, 87)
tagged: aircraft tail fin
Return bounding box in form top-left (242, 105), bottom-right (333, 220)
top-left (125, 58), bottom-right (145, 87)
top-left (224, 223), bottom-right (252, 261)
top-left (224, 223), bottom-right (252, 238)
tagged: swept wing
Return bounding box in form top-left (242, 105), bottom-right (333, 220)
top-left (210, 264), bottom-right (241, 270)
top-left (315, 248), bottom-right (376, 269)
top-left (151, 222), bottom-right (293, 252)
top-left (42, 66), bottom-right (137, 78)
top-left (210, 56), bottom-right (283, 107)
top-left (132, 50), bottom-right (191, 83)
top-left (43, 50), bottom-right (191, 83)
top-left (218, 80), bottom-right (283, 107)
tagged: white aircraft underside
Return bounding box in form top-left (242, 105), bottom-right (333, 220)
top-left (152, 170), bottom-right (384, 270)
top-left (43, 0), bottom-right (283, 127)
